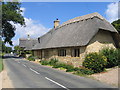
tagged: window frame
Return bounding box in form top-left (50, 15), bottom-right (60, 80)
top-left (58, 49), bottom-right (66, 56)
top-left (71, 48), bottom-right (80, 57)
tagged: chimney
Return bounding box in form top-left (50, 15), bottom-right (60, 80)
top-left (27, 34), bottom-right (30, 40)
top-left (54, 18), bottom-right (60, 28)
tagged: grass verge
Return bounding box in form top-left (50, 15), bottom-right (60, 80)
top-left (0, 58), bottom-right (3, 72)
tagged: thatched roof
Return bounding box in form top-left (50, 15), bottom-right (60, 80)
top-left (19, 38), bottom-right (37, 50)
top-left (32, 12), bottom-right (118, 50)
top-left (19, 38), bottom-right (27, 48)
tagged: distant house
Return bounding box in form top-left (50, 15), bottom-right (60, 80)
top-left (19, 35), bottom-right (37, 57)
top-left (23, 12), bottom-right (119, 67)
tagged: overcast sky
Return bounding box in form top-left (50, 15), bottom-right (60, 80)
top-left (6, 2), bottom-right (119, 48)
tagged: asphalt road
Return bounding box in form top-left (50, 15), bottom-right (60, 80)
top-left (3, 56), bottom-right (116, 89)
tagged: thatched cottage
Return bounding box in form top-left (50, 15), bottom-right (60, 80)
top-left (29, 12), bottom-right (119, 67)
top-left (19, 35), bottom-right (37, 51)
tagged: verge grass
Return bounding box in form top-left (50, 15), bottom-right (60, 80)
top-left (0, 58), bottom-right (3, 72)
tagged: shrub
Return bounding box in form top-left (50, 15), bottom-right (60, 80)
top-left (65, 65), bottom-right (74, 72)
top-left (100, 48), bottom-right (118, 68)
top-left (74, 67), bottom-right (80, 71)
top-left (40, 60), bottom-right (49, 65)
top-left (83, 52), bottom-right (107, 73)
top-left (52, 62), bottom-right (67, 68)
top-left (52, 62), bottom-right (74, 72)
top-left (79, 68), bottom-right (94, 75)
top-left (49, 58), bottom-right (58, 66)
top-left (27, 55), bottom-right (36, 61)
top-left (74, 66), bottom-right (94, 75)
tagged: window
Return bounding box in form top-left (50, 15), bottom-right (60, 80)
top-left (71, 48), bottom-right (80, 57)
top-left (58, 49), bottom-right (66, 56)
top-left (38, 38), bottom-right (40, 43)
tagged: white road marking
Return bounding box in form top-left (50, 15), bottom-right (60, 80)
top-left (29, 68), bottom-right (40, 74)
top-left (45, 77), bottom-right (69, 90)
top-left (22, 64), bottom-right (27, 67)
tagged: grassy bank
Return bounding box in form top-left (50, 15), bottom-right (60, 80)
top-left (0, 58), bottom-right (3, 72)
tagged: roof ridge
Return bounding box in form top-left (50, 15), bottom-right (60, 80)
top-left (58, 12), bottom-right (105, 28)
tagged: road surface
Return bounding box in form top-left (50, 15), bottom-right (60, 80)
top-left (3, 56), bottom-right (116, 89)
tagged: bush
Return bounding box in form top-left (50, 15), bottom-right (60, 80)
top-left (27, 55), bottom-right (36, 61)
top-left (52, 62), bottom-right (67, 68)
top-left (75, 68), bottom-right (94, 75)
top-left (65, 65), bottom-right (74, 72)
top-left (74, 66), bottom-right (94, 75)
top-left (40, 60), bottom-right (49, 65)
top-left (53, 62), bottom-right (74, 72)
top-left (49, 58), bottom-right (58, 66)
top-left (79, 68), bottom-right (94, 75)
top-left (74, 67), bottom-right (80, 71)
top-left (100, 48), bottom-right (118, 68)
top-left (83, 52), bottom-right (107, 73)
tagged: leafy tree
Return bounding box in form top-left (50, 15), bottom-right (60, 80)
top-left (14, 45), bottom-right (22, 54)
top-left (111, 19), bottom-right (120, 34)
top-left (2, 2), bottom-right (25, 45)
top-left (0, 40), bottom-right (12, 53)
top-left (14, 45), bottom-right (26, 55)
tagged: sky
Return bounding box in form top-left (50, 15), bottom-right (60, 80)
top-left (7, 2), bottom-right (119, 48)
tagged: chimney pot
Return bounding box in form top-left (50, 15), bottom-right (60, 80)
top-left (54, 18), bottom-right (60, 28)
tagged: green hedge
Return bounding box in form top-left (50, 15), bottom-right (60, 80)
top-left (83, 52), bottom-right (107, 73)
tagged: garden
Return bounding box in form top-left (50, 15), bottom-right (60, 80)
top-left (27, 48), bottom-right (120, 76)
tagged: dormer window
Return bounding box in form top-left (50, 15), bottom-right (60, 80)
top-left (38, 38), bottom-right (40, 43)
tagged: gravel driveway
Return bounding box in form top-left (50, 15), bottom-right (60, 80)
top-left (90, 67), bottom-right (119, 87)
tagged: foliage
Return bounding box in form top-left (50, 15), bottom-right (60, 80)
top-left (39, 58), bottom-right (95, 75)
top-left (2, 2), bottom-right (25, 45)
top-left (83, 52), bottom-right (107, 73)
top-left (52, 61), bottom-right (74, 72)
top-left (40, 60), bottom-right (49, 65)
top-left (79, 67), bottom-right (94, 75)
top-left (52, 62), bottom-right (67, 68)
top-left (27, 55), bottom-right (37, 61)
top-left (49, 58), bottom-right (58, 66)
top-left (0, 59), bottom-right (3, 72)
top-left (14, 45), bottom-right (22, 55)
top-left (100, 48), bottom-right (119, 68)
top-left (25, 50), bottom-right (32, 54)
top-left (1, 40), bottom-right (12, 53)
top-left (65, 64), bottom-right (74, 72)
top-left (75, 68), bottom-right (94, 75)
top-left (111, 19), bottom-right (120, 33)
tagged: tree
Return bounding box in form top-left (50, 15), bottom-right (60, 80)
top-left (14, 45), bottom-right (24, 55)
top-left (2, 2), bottom-right (25, 45)
top-left (111, 19), bottom-right (120, 34)
top-left (0, 40), bottom-right (12, 53)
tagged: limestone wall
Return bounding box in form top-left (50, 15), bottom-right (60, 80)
top-left (85, 30), bottom-right (116, 54)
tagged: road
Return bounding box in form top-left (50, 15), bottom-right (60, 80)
top-left (3, 56), bottom-right (116, 89)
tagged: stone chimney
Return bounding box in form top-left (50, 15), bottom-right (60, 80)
top-left (54, 18), bottom-right (60, 28)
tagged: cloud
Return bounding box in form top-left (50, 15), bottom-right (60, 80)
top-left (11, 17), bottom-right (50, 46)
top-left (105, 2), bottom-right (118, 23)
top-left (20, 7), bottom-right (26, 16)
